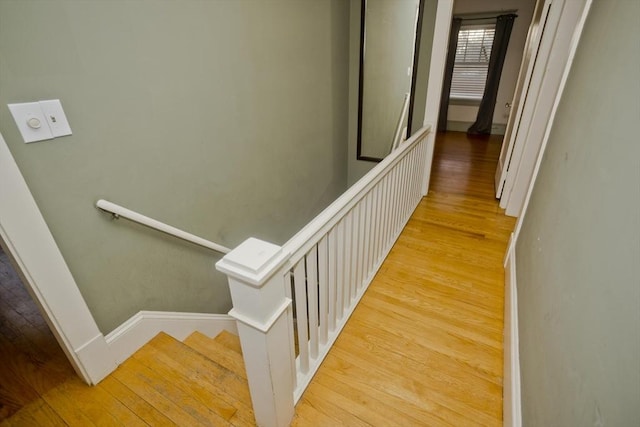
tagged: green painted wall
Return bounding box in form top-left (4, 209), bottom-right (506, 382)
top-left (516, 0), bottom-right (640, 424)
top-left (0, 0), bottom-right (350, 334)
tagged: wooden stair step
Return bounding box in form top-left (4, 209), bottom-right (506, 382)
top-left (137, 332), bottom-right (254, 426)
top-left (213, 330), bottom-right (243, 355)
top-left (184, 332), bottom-right (247, 380)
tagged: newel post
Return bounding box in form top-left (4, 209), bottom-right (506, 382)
top-left (215, 238), bottom-right (295, 427)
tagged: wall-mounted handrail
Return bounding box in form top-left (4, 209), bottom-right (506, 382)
top-left (96, 199), bottom-right (231, 254)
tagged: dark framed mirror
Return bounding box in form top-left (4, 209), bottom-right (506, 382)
top-left (357, 0), bottom-right (425, 162)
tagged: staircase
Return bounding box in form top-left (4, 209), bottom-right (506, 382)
top-left (2, 331), bottom-right (258, 426)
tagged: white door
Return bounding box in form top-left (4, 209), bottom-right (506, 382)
top-left (495, 0), bottom-right (552, 198)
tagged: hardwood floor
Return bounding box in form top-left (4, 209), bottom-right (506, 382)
top-left (292, 131), bottom-right (515, 426)
top-left (1, 131), bottom-right (514, 426)
top-left (0, 247), bottom-right (75, 422)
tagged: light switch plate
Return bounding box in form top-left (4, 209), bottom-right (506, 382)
top-left (7, 102), bottom-right (54, 143)
top-left (39, 99), bottom-right (72, 137)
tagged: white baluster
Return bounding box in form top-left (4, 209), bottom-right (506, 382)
top-left (293, 259), bottom-right (309, 374)
top-left (350, 205), bottom-right (359, 301)
top-left (335, 220), bottom-right (345, 319)
top-left (318, 236), bottom-right (329, 345)
top-left (327, 229), bottom-right (337, 332)
top-left (306, 247), bottom-right (319, 359)
top-left (343, 212), bottom-right (353, 309)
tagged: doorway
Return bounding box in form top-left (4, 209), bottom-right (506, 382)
top-left (0, 242), bottom-right (74, 420)
top-left (435, 0), bottom-right (538, 200)
top-left (0, 130), bottom-right (115, 387)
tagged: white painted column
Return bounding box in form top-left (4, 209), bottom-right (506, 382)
top-left (216, 238), bottom-right (295, 427)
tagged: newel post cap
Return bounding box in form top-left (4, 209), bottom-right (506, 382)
top-left (215, 237), bottom-right (289, 287)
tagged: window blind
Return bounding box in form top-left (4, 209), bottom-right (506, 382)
top-left (450, 24), bottom-right (495, 101)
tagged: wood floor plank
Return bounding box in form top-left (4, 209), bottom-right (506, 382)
top-left (100, 376), bottom-right (175, 427)
top-left (306, 374), bottom-right (426, 427)
top-left (111, 357), bottom-right (213, 426)
top-left (0, 398), bottom-right (66, 427)
top-left (294, 384), bottom-right (372, 427)
top-left (41, 384), bottom-right (98, 426)
top-left (132, 337), bottom-right (240, 422)
top-left (340, 315), bottom-right (503, 391)
top-left (317, 352), bottom-right (462, 426)
top-left (63, 377), bottom-right (149, 427)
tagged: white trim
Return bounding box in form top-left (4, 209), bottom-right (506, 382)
top-left (421, 0), bottom-right (454, 194)
top-left (0, 130), bottom-right (116, 385)
top-left (503, 234), bottom-right (522, 427)
top-left (105, 311), bottom-right (238, 364)
top-left (75, 334), bottom-right (115, 384)
top-left (495, 0), bottom-right (550, 198)
top-left (500, 0), bottom-right (592, 217)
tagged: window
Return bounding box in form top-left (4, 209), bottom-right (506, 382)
top-left (450, 23), bottom-right (495, 101)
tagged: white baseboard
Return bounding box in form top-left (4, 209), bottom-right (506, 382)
top-left (105, 311), bottom-right (238, 364)
top-left (74, 333), bottom-right (117, 385)
top-left (504, 234), bottom-right (522, 427)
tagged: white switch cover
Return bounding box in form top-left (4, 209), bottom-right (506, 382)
top-left (39, 99), bottom-right (72, 137)
top-left (8, 102), bottom-right (54, 143)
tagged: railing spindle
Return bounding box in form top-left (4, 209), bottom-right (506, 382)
top-left (335, 219), bottom-right (345, 318)
top-left (354, 202), bottom-right (367, 296)
top-left (328, 229), bottom-right (337, 332)
top-left (350, 205), bottom-right (359, 300)
top-left (293, 260), bottom-right (309, 374)
top-left (306, 247), bottom-right (319, 359)
top-left (343, 213), bottom-right (353, 309)
top-left (364, 190), bottom-right (376, 280)
top-left (318, 236), bottom-right (329, 345)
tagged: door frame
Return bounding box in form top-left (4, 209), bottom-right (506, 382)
top-left (421, 0), bottom-right (454, 194)
top-left (498, 0), bottom-right (591, 217)
top-left (495, 0), bottom-right (549, 198)
top-left (0, 130), bottom-right (116, 384)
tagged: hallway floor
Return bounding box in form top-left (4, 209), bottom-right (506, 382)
top-left (292, 131), bottom-right (515, 426)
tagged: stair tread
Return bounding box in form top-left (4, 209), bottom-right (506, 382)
top-left (118, 333), bottom-right (254, 426)
top-left (214, 330), bottom-right (243, 355)
top-left (184, 332), bottom-right (247, 380)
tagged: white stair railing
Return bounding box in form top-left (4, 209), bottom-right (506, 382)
top-left (216, 125), bottom-right (432, 427)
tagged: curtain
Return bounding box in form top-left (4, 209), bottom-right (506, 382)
top-left (437, 18), bottom-right (462, 131)
top-left (468, 14), bottom-right (516, 135)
